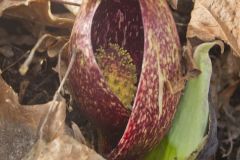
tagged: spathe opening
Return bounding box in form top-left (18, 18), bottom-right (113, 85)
top-left (91, 0), bottom-right (144, 109)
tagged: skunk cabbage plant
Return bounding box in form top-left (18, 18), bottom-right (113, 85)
top-left (68, 0), bottom-right (183, 159)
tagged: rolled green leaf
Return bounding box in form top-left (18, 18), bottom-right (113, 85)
top-left (145, 41), bottom-right (223, 160)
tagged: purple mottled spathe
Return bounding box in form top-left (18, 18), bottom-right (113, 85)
top-left (68, 0), bottom-right (182, 159)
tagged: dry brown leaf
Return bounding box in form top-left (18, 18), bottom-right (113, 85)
top-left (48, 40), bottom-right (67, 57)
top-left (38, 98), bottom-right (67, 142)
top-left (0, 0), bottom-right (74, 28)
top-left (0, 76), bottom-right (104, 159)
top-left (51, 0), bottom-right (82, 15)
top-left (24, 135), bottom-right (105, 160)
top-left (37, 35), bottom-right (68, 57)
top-left (63, 0), bottom-right (82, 15)
top-left (0, 76), bottom-right (50, 129)
top-left (0, 76), bottom-right (50, 159)
top-left (187, 0), bottom-right (240, 56)
top-left (24, 93), bottom-right (104, 160)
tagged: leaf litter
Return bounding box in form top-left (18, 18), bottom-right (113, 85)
top-left (187, 0), bottom-right (240, 56)
top-left (0, 0), bottom-right (240, 159)
top-left (0, 4), bottom-right (103, 159)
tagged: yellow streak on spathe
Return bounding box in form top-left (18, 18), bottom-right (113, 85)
top-left (147, 30), bottom-right (165, 118)
top-left (157, 50), bottom-right (164, 119)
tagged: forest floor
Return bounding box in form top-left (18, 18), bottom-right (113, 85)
top-left (0, 1), bottom-right (239, 160)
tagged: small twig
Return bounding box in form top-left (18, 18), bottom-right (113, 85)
top-left (19, 34), bottom-right (51, 75)
top-left (39, 48), bottom-right (77, 139)
top-left (58, 41), bottom-right (69, 83)
top-left (54, 47), bottom-right (76, 101)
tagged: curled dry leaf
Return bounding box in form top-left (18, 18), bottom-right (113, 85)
top-left (187, 0), bottom-right (240, 56)
top-left (37, 35), bottom-right (68, 57)
top-left (0, 76), bottom-right (50, 130)
top-left (61, 0), bottom-right (82, 15)
top-left (24, 135), bottom-right (105, 160)
top-left (0, 76), bottom-right (50, 159)
top-left (0, 0), bottom-right (74, 28)
top-left (24, 96), bottom-right (105, 160)
top-left (0, 76), bottom-right (104, 159)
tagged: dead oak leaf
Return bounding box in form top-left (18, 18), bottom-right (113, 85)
top-left (187, 0), bottom-right (240, 56)
top-left (0, 0), bottom-right (74, 28)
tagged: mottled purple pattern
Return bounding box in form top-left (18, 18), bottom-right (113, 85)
top-left (108, 0), bottom-right (182, 159)
top-left (91, 0), bottom-right (144, 79)
top-left (68, 0), bottom-right (182, 159)
top-left (68, 0), bottom-right (130, 138)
